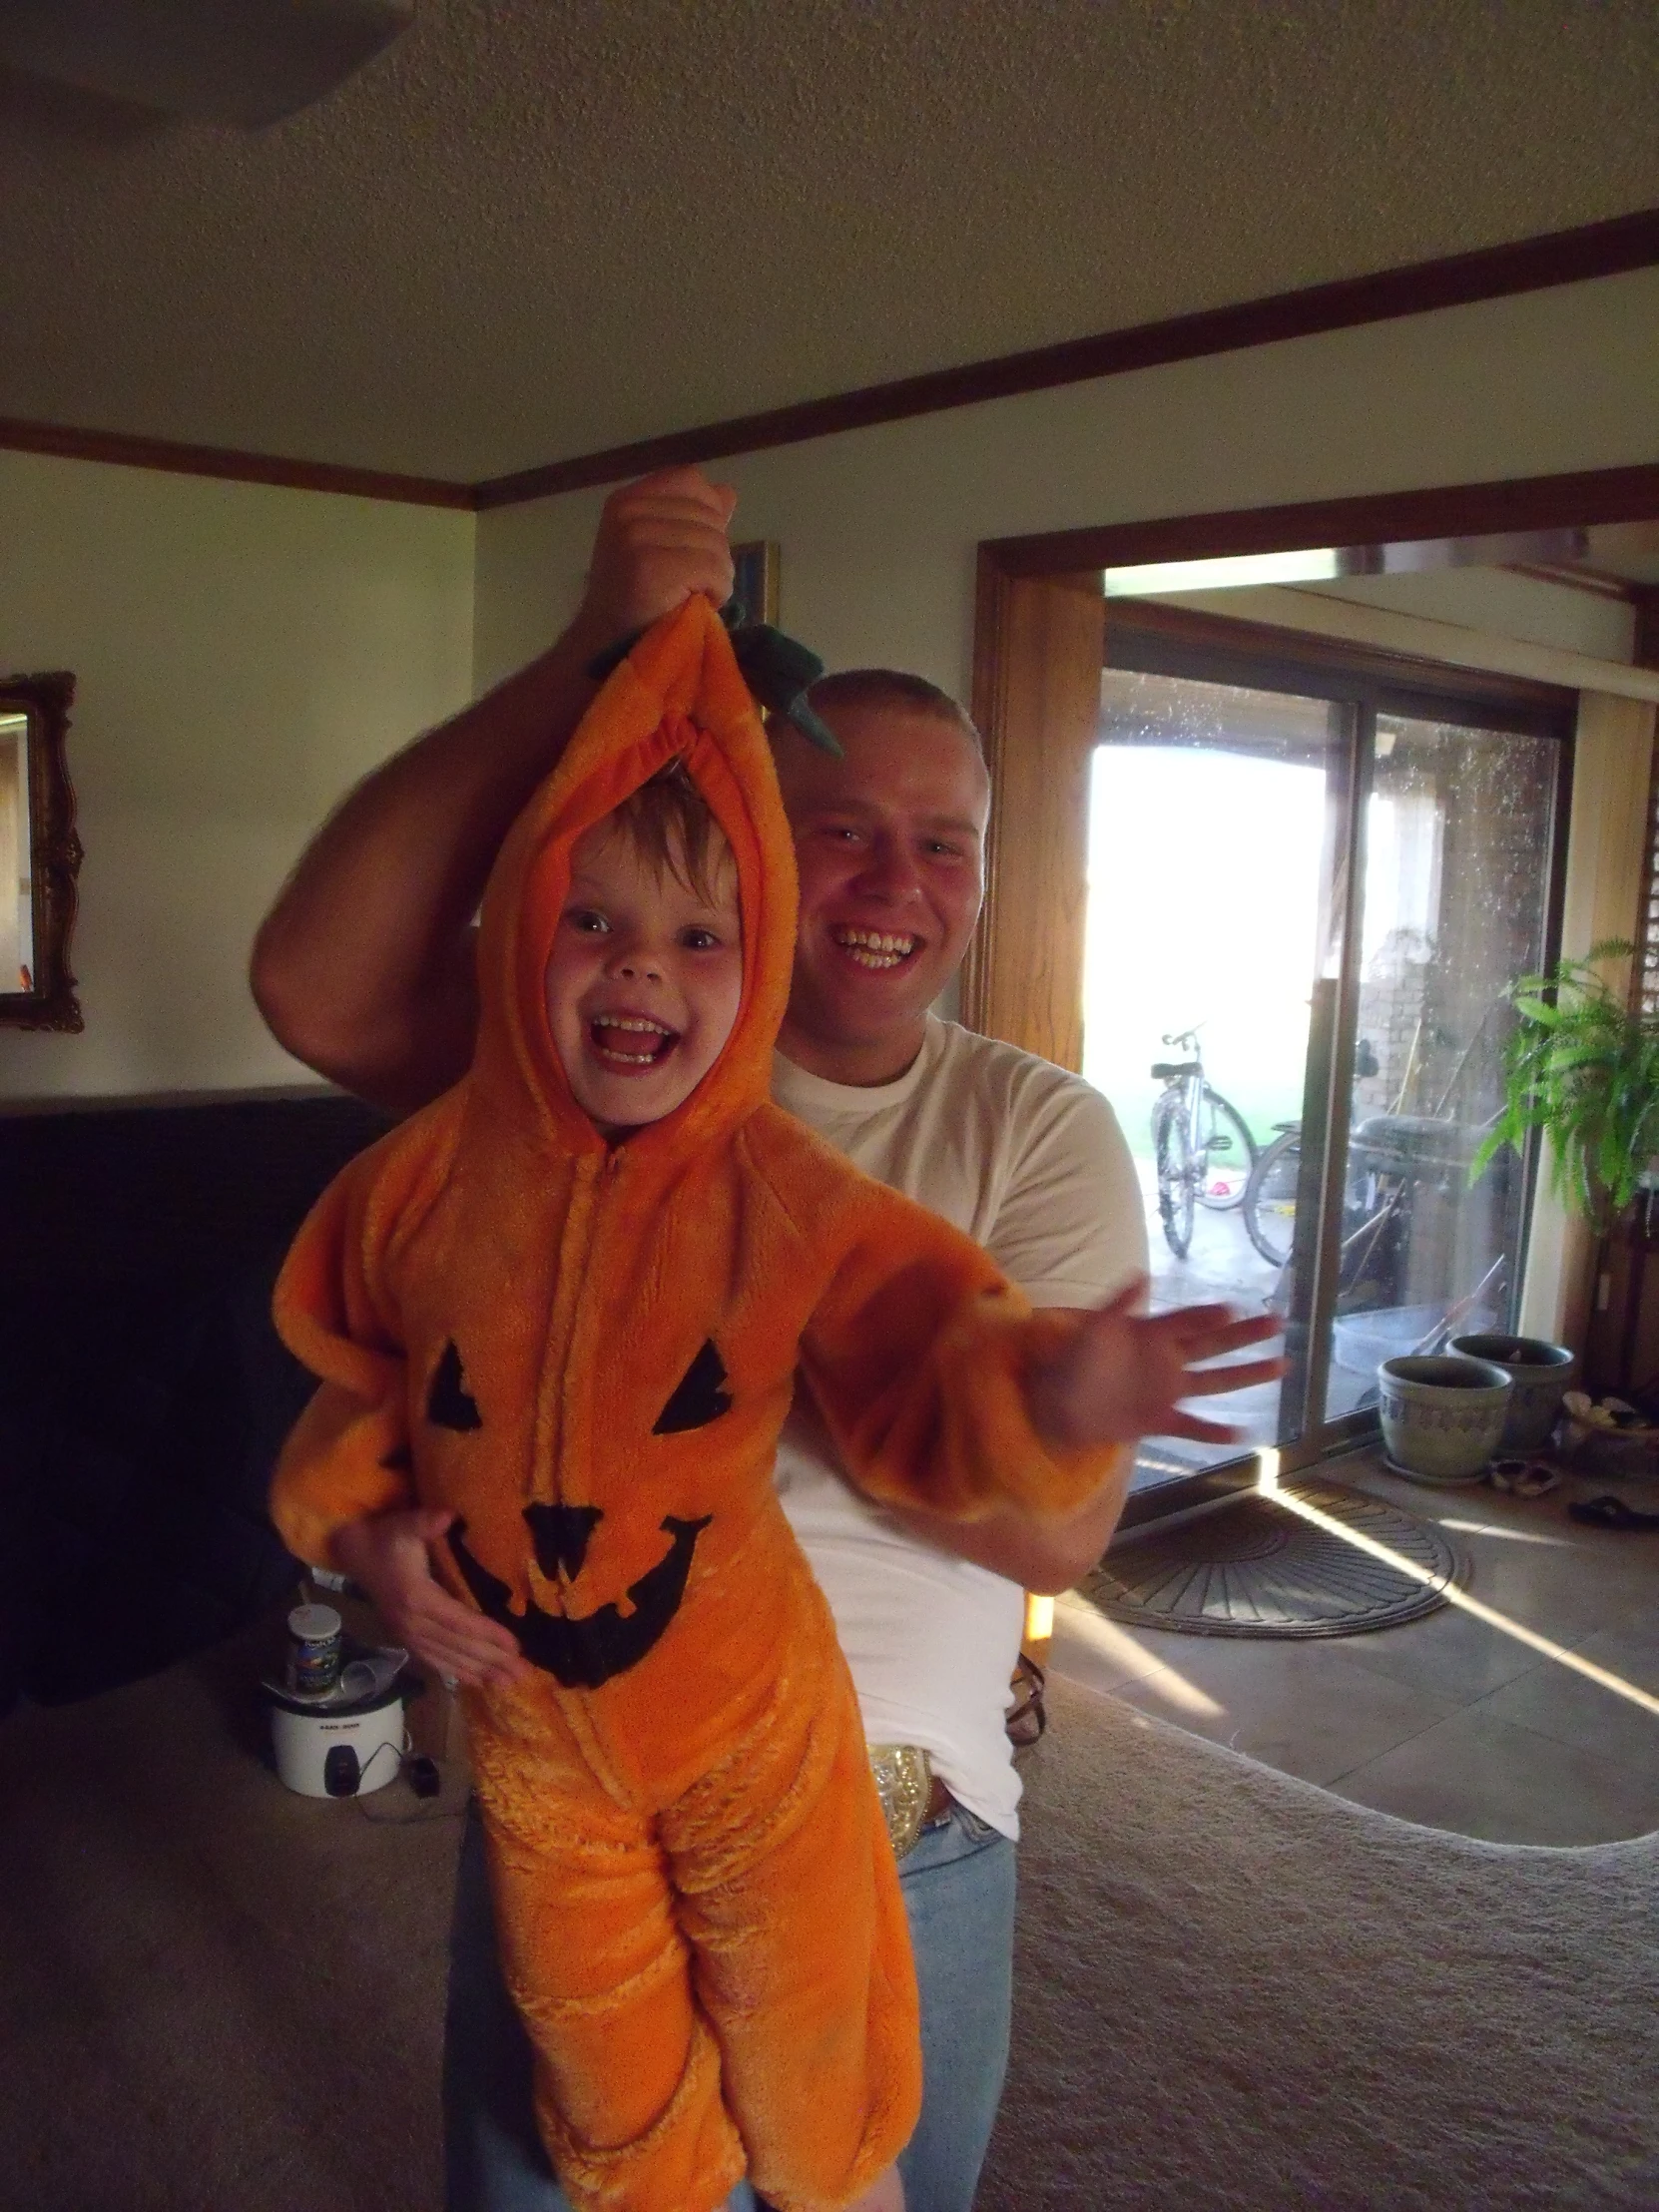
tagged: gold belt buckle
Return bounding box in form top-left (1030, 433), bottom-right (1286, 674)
top-left (869, 1743), bottom-right (932, 1861)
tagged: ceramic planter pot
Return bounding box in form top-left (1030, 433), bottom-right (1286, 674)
top-left (1447, 1333), bottom-right (1576, 1454)
top-left (1378, 1354), bottom-right (1512, 1484)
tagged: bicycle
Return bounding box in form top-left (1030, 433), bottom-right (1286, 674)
top-left (1150, 1029), bottom-right (1259, 1260)
top-left (1243, 1112), bottom-right (1502, 1291)
top-left (1242, 1124), bottom-right (1305, 1268)
top-left (1242, 1027), bottom-right (1489, 1273)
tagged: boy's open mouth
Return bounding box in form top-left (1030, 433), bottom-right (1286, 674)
top-left (830, 925), bottom-right (918, 973)
top-left (589, 1014), bottom-right (680, 1068)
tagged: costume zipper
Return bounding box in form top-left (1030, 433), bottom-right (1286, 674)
top-left (537, 1153), bottom-right (602, 1494)
top-left (541, 1148), bottom-right (625, 1501)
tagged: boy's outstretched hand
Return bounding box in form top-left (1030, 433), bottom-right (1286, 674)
top-left (1030, 1280), bottom-right (1287, 1452)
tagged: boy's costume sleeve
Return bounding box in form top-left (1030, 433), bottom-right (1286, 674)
top-left (786, 1166), bottom-right (1128, 1523)
top-left (269, 1105), bottom-right (455, 1569)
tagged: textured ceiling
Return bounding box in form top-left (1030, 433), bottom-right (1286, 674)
top-left (2, 0), bottom-right (1657, 484)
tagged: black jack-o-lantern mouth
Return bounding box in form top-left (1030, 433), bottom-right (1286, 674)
top-left (427, 1335), bottom-right (730, 1689)
top-left (447, 1508), bottom-right (712, 1690)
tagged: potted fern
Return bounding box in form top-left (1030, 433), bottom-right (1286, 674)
top-left (1474, 939), bottom-right (1659, 1237)
top-left (1463, 939), bottom-right (1659, 1449)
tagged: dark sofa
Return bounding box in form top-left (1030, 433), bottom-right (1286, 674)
top-left (0, 1092), bottom-right (388, 1712)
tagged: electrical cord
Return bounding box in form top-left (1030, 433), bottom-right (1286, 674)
top-left (354, 1744), bottom-right (464, 1824)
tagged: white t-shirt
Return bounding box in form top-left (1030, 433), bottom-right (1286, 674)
top-left (770, 1016), bottom-right (1147, 1839)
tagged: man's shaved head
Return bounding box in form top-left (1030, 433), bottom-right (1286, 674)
top-left (805, 669), bottom-right (985, 759)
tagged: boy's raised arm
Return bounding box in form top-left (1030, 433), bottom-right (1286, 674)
top-left (799, 1192), bottom-right (1286, 1531)
top-left (250, 468), bottom-right (738, 1114)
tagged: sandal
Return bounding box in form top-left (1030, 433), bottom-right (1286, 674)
top-left (1569, 1494), bottom-right (1659, 1531)
top-left (1487, 1457), bottom-right (1561, 1498)
top-left (1005, 1652), bottom-right (1047, 1748)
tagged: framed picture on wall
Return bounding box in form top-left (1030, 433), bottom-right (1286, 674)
top-left (731, 540), bottom-right (779, 627)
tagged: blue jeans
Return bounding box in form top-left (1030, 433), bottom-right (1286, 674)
top-left (443, 1796), bottom-right (1015, 2212)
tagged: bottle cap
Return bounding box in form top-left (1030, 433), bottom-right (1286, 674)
top-left (287, 1603), bottom-right (342, 1644)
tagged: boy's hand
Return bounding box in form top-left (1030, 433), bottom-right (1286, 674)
top-left (576, 466), bottom-right (739, 650)
top-left (1030, 1281), bottom-right (1287, 1452)
top-left (330, 1508), bottom-right (532, 1690)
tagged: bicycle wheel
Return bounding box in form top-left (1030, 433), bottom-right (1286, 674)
top-left (1194, 1088), bottom-right (1259, 1212)
top-left (1154, 1096), bottom-right (1195, 1260)
top-left (1243, 1129), bottom-right (1300, 1266)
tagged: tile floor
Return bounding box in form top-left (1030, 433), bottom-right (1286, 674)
top-left (1049, 1443), bottom-right (1659, 1845)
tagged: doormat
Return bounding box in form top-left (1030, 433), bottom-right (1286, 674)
top-left (1080, 1479), bottom-right (1466, 1638)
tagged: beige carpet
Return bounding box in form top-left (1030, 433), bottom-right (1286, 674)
top-left (0, 1635), bottom-right (462, 2212)
top-left (980, 1675), bottom-right (1658, 2212)
top-left (3, 1645), bottom-right (1654, 2210)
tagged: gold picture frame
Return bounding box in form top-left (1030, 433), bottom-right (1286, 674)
top-left (731, 540), bottom-right (779, 627)
top-left (1, 670), bottom-right (82, 1032)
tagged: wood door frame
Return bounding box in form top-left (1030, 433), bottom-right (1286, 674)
top-left (964, 461), bottom-right (1659, 1054)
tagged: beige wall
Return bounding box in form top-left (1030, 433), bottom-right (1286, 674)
top-left (2, 264), bottom-right (1653, 1105)
top-left (0, 452), bottom-right (474, 1101)
top-left (474, 266), bottom-right (1659, 698)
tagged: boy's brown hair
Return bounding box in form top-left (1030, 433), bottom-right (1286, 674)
top-left (604, 759), bottom-right (734, 908)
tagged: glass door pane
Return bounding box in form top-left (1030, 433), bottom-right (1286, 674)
top-left (1085, 667), bottom-right (1348, 1496)
top-left (1321, 713), bottom-right (1561, 1421)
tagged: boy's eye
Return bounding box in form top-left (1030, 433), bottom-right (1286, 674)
top-left (566, 907), bottom-right (608, 935)
top-left (680, 926), bottom-right (724, 951)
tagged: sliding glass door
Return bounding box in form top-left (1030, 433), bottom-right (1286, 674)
top-left (1084, 665), bottom-right (1352, 1488)
top-left (1085, 611), bottom-right (1574, 1512)
top-left (1314, 711), bottom-right (1563, 1429)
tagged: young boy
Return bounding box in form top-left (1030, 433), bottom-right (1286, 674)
top-left (270, 598), bottom-right (1279, 2212)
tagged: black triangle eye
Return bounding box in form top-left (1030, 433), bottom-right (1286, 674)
top-left (427, 1341), bottom-right (482, 1431)
top-left (653, 1340), bottom-right (732, 1434)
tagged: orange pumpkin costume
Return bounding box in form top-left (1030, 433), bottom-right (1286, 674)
top-left (270, 598), bottom-right (1122, 2212)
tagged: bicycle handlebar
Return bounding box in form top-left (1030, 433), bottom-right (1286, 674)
top-left (1160, 1027), bottom-right (1203, 1051)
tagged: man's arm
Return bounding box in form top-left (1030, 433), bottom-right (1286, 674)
top-left (249, 467), bottom-right (738, 1114)
top-left (881, 1368), bottom-right (1133, 1594)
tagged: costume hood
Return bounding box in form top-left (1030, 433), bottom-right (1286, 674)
top-left (473, 596), bottom-right (798, 1158)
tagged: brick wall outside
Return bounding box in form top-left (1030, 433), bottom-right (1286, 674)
top-left (1348, 721), bottom-right (1557, 1317)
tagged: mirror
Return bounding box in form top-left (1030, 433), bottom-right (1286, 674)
top-left (0, 671), bottom-right (83, 1031)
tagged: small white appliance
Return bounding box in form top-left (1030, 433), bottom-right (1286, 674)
top-left (267, 1677), bottom-right (407, 1799)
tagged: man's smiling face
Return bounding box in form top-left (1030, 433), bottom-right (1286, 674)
top-left (773, 697), bottom-right (989, 1086)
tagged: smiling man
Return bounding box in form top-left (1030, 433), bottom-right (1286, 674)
top-left (251, 468), bottom-right (1150, 2212)
top-left (773, 674), bottom-right (988, 1084)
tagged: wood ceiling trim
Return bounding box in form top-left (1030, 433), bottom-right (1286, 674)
top-left (983, 464), bottom-right (1659, 578)
top-left (4, 207), bottom-right (1654, 511)
top-left (473, 206), bottom-right (1659, 510)
top-left (0, 415), bottom-right (474, 510)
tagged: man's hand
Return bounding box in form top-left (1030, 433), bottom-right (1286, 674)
top-left (330, 1508), bottom-right (531, 1690)
top-left (1030, 1281), bottom-right (1286, 1452)
top-left (575, 467), bottom-right (739, 652)
top-left (250, 465), bottom-right (742, 1113)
